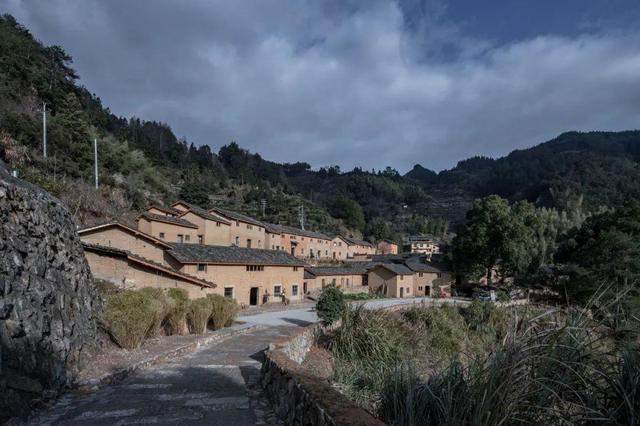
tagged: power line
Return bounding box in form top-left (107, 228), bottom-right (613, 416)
top-left (42, 102), bottom-right (47, 158)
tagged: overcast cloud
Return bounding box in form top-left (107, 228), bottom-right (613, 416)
top-left (3, 0), bottom-right (640, 171)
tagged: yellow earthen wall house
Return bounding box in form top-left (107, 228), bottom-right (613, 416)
top-left (179, 210), bottom-right (231, 246)
top-left (377, 240), bottom-right (399, 255)
top-left (137, 213), bottom-right (198, 244)
top-left (367, 265), bottom-right (414, 298)
top-left (167, 244), bottom-right (306, 307)
top-left (331, 236), bottom-right (349, 260)
top-left (83, 245), bottom-right (216, 299)
top-left (206, 207), bottom-right (266, 249)
top-left (78, 223), bottom-right (170, 265)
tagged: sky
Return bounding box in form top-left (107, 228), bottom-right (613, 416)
top-left (3, 0), bottom-right (640, 172)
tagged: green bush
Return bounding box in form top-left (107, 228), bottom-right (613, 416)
top-left (100, 290), bottom-right (163, 349)
top-left (137, 287), bottom-right (173, 338)
top-left (187, 298), bottom-right (212, 334)
top-left (316, 285), bottom-right (346, 325)
top-left (207, 294), bottom-right (239, 330)
top-left (166, 288), bottom-right (190, 335)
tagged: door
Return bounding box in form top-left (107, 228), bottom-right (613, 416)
top-left (250, 287), bottom-right (259, 306)
top-left (400, 287), bottom-right (404, 298)
top-left (290, 246), bottom-right (295, 256)
top-left (247, 239), bottom-right (252, 248)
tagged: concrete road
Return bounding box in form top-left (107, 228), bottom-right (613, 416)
top-left (237, 296), bottom-right (469, 326)
top-left (28, 326), bottom-right (298, 425)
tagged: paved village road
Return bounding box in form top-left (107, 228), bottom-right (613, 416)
top-left (236, 296), bottom-right (469, 327)
top-left (27, 297), bottom-right (469, 425)
top-left (27, 326), bottom-right (298, 425)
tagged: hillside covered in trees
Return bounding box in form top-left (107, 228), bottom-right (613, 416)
top-left (2, 14), bottom-right (640, 243)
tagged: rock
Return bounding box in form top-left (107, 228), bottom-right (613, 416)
top-left (0, 160), bottom-right (101, 422)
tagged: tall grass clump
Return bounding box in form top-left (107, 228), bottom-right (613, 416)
top-left (329, 306), bottom-right (411, 403)
top-left (207, 294), bottom-right (239, 330)
top-left (377, 303), bottom-right (640, 425)
top-left (100, 289), bottom-right (163, 349)
top-left (166, 288), bottom-right (190, 335)
top-left (316, 285), bottom-right (346, 325)
top-left (137, 287), bottom-right (173, 338)
top-left (187, 297), bottom-right (212, 334)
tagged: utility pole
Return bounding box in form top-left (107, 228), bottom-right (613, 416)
top-left (42, 102), bottom-right (47, 158)
top-left (298, 205), bottom-right (305, 230)
top-left (93, 138), bottom-right (99, 189)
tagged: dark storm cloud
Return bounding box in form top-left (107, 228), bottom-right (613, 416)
top-left (4, 0), bottom-right (640, 172)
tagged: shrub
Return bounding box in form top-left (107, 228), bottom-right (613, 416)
top-left (100, 290), bottom-right (162, 349)
top-left (94, 279), bottom-right (120, 296)
top-left (207, 294), bottom-right (239, 330)
top-left (166, 288), bottom-right (190, 335)
top-left (187, 298), bottom-right (212, 334)
top-left (316, 285), bottom-right (346, 325)
top-left (137, 287), bottom-right (173, 338)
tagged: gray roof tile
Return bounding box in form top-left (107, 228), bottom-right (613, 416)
top-left (209, 206), bottom-right (264, 227)
top-left (168, 243), bottom-right (306, 266)
top-left (139, 212), bottom-right (199, 229)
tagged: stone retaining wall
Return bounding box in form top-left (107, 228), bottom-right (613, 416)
top-left (261, 324), bottom-right (383, 425)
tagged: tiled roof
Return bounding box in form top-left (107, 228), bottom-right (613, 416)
top-left (82, 243), bottom-right (215, 288)
top-left (175, 201), bottom-right (231, 225)
top-left (167, 243), bottom-right (306, 266)
top-left (138, 212), bottom-right (199, 229)
top-left (404, 235), bottom-right (441, 243)
top-left (148, 204), bottom-right (183, 216)
top-left (304, 270), bottom-right (316, 279)
top-left (342, 236), bottom-right (374, 247)
top-left (405, 256), bottom-right (443, 273)
top-left (77, 222), bottom-right (173, 248)
top-left (265, 223), bottom-right (331, 240)
top-left (306, 265), bottom-right (370, 276)
top-left (208, 206), bottom-right (264, 227)
top-left (372, 263), bottom-right (414, 276)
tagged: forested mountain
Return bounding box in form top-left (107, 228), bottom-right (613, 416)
top-left (2, 14), bottom-right (640, 243)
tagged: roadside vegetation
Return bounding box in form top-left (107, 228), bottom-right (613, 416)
top-left (322, 296), bottom-right (639, 424)
top-left (98, 285), bottom-right (239, 350)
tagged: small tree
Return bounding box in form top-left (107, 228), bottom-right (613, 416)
top-left (316, 286), bottom-right (346, 325)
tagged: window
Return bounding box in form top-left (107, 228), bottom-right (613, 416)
top-left (247, 239), bottom-right (252, 248)
top-left (400, 275), bottom-right (404, 280)
top-left (419, 286), bottom-right (423, 291)
top-left (235, 236), bottom-right (240, 245)
top-left (346, 278), bottom-right (350, 286)
top-left (321, 279), bottom-right (326, 287)
top-left (246, 265), bottom-right (264, 272)
top-left (247, 224), bottom-right (253, 230)
top-left (303, 282), bottom-right (307, 293)
top-left (293, 266), bottom-right (299, 271)
top-left (224, 287), bottom-right (234, 298)
top-left (159, 232), bottom-right (165, 239)
top-left (340, 278), bottom-right (344, 286)
top-left (258, 240), bottom-right (261, 246)
top-left (197, 264), bottom-right (207, 272)
top-left (177, 234), bottom-right (184, 243)
top-left (419, 272), bottom-right (423, 277)
top-left (216, 222), bottom-right (221, 227)
top-left (273, 285), bottom-right (282, 296)
top-left (185, 235), bottom-right (190, 242)
top-left (292, 285), bottom-right (298, 296)
top-left (198, 235), bottom-right (204, 244)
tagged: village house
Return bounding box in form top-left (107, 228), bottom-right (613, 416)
top-left (330, 235), bottom-right (350, 260)
top-left (404, 235), bottom-right (442, 258)
top-left (367, 263), bottom-right (415, 298)
top-left (205, 206), bottom-right (266, 249)
top-left (167, 201), bottom-right (231, 245)
top-left (166, 243), bottom-right (306, 307)
top-left (343, 236), bottom-right (376, 259)
top-left (136, 212), bottom-right (199, 244)
top-left (405, 256), bottom-right (452, 297)
top-left (146, 203), bottom-right (182, 217)
top-left (78, 222), bottom-right (172, 265)
top-left (377, 239), bottom-right (399, 255)
top-left (303, 265), bottom-right (369, 294)
top-left (82, 243), bottom-right (216, 299)
top-left (264, 223), bottom-right (333, 259)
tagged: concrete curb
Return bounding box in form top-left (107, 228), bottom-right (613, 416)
top-left (77, 323), bottom-right (264, 391)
